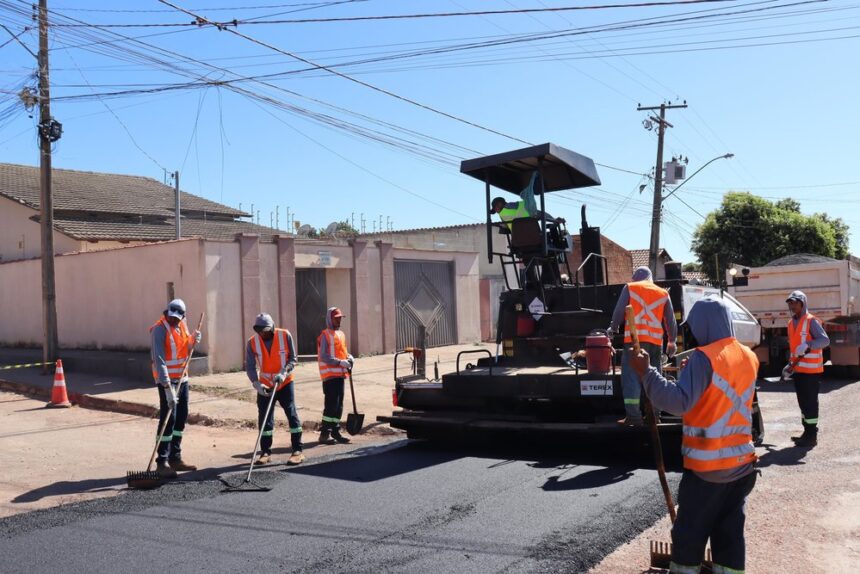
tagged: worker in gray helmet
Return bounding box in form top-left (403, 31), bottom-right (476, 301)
top-left (608, 266), bottom-right (677, 426)
top-left (246, 313), bottom-right (304, 465)
top-left (150, 298), bottom-right (202, 479)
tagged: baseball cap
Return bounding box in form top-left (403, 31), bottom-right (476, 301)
top-left (330, 307), bottom-right (344, 318)
top-left (253, 313), bottom-right (275, 331)
top-left (166, 298), bottom-right (186, 319)
top-left (785, 290), bottom-right (805, 303)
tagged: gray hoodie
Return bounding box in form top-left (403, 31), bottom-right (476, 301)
top-left (786, 290), bottom-right (830, 351)
top-left (641, 295), bottom-right (755, 483)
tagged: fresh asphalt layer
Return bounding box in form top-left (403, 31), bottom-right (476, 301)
top-left (0, 438), bottom-right (679, 573)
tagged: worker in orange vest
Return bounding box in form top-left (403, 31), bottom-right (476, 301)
top-left (150, 298), bottom-right (202, 479)
top-left (608, 266), bottom-right (677, 425)
top-left (317, 307), bottom-right (353, 445)
top-left (630, 296), bottom-right (758, 574)
top-left (783, 290), bottom-right (830, 447)
top-left (246, 313), bottom-right (304, 465)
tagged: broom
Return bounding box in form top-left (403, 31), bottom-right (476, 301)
top-left (127, 313), bottom-right (204, 489)
top-left (625, 306), bottom-right (715, 571)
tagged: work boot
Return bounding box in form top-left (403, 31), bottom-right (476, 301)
top-left (255, 453), bottom-right (271, 465)
top-left (170, 458), bottom-right (197, 472)
top-left (318, 429), bottom-right (336, 445)
top-left (792, 428), bottom-right (818, 447)
top-left (331, 429), bottom-right (351, 444)
top-left (287, 450), bottom-right (305, 465)
top-left (156, 461), bottom-right (177, 479)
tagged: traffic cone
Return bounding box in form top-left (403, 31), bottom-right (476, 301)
top-left (47, 359), bottom-right (72, 408)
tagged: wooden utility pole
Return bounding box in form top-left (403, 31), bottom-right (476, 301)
top-left (174, 170), bottom-right (181, 239)
top-left (637, 101), bottom-right (687, 276)
top-left (38, 0), bottom-right (59, 369)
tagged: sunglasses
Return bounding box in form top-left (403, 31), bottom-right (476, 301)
top-left (169, 307), bottom-right (185, 316)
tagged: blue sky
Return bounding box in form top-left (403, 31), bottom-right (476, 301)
top-left (2, 0), bottom-right (858, 265)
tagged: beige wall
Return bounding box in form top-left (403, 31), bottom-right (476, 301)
top-left (0, 239), bottom-right (207, 351)
top-left (0, 198), bottom-right (81, 262)
top-left (0, 235), bottom-right (482, 370)
top-left (204, 241), bottom-right (243, 372)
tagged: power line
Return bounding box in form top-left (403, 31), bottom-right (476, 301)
top-left (157, 0), bottom-right (533, 146)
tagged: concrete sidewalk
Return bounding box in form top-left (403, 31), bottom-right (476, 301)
top-left (0, 342), bottom-right (496, 435)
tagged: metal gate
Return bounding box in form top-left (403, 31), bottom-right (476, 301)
top-left (296, 268), bottom-right (327, 355)
top-left (395, 260), bottom-right (457, 349)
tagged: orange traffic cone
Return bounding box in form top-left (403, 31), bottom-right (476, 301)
top-left (47, 359), bottom-right (72, 408)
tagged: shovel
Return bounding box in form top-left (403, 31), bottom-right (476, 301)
top-left (345, 369), bottom-right (364, 435)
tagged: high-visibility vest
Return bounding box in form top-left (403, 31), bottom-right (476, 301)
top-left (788, 312), bottom-right (824, 374)
top-left (498, 201), bottom-right (530, 229)
top-left (624, 280), bottom-right (669, 346)
top-left (250, 328), bottom-right (294, 391)
top-left (150, 317), bottom-right (191, 382)
top-left (317, 328), bottom-right (348, 381)
top-left (681, 337), bottom-right (758, 472)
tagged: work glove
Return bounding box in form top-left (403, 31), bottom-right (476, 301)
top-left (253, 380), bottom-right (270, 397)
top-left (339, 359), bottom-right (352, 370)
top-left (781, 364), bottom-right (794, 380)
top-left (347, 354), bottom-right (355, 367)
top-left (193, 330), bottom-right (202, 344)
top-left (794, 343), bottom-right (809, 356)
top-left (165, 385), bottom-right (178, 409)
top-left (606, 326), bottom-right (616, 338)
top-left (666, 341), bottom-right (677, 358)
top-left (273, 373), bottom-right (285, 385)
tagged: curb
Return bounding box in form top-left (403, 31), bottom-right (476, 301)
top-left (0, 378), bottom-right (398, 437)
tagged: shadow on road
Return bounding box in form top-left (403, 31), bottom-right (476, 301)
top-left (755, 443), bottom-right (811, 468)
top-left (540, 465), bottom-right (637, 491)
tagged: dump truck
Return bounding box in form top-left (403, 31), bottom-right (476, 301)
top-left (727, 254), bottom-right (860, 376)
top-left (378, 143), bottom-right (764, 443)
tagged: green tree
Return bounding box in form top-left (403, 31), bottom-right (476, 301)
top-left (682, 262), bottom-right (701, 272)
top-left (336, 220), bottom-right (359, 237)
top-left (691, 192), bottom-right (841, 280)
top-left (812, 213), bottom-right (850, 259)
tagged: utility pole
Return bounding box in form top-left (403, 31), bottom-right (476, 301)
top-left (275, 206), bottom-right (279, 230)
top-left (174, 171), bottom-right (181, 239)
top-left (637, 101), bottom-right (687, 276)
top-left (38, 0), bottom-right (59, 369)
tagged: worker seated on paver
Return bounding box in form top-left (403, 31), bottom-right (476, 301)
top-left (246, 313), bottom-right (304, 466)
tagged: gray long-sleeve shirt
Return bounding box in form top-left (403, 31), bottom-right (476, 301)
top-left (608, 284), bottom-right (678, 342)
top-left (245, 330), bottom-right (297, 383)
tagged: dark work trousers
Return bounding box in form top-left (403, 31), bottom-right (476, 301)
top-left (256, 383), bottom-right (303, 454)
top-left (321, 377), bottom-right (345, 431)
top-left (670, 470), bottom-right (757, 573)
top-left (156, 381), bottom-right (189, 464)
top-left (792, 372), bottom-right (821, 434)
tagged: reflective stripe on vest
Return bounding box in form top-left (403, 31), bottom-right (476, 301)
top-left (251, 329), bottom-right (293, 391)
top-left (624, 281), bottom-right (669, 346)
top-left (788, 313), bottom-right (824, 374)
top-left (151, 318), bottom-right (190, 382)
top-left (681, 338), bottom-right (758, 472)
top-left (318, 329), bottom-right (348, 380)
top-left (498, 202), bottom-right (530, 229)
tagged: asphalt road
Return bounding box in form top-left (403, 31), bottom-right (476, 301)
top-left (0, 439), bottom-right (678, 573)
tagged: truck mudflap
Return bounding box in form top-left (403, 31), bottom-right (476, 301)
top-left (377, 411), bottom-right (681, 436)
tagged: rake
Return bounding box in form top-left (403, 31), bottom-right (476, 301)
top-left (220, 377), bottom-right (279, 493)
top-left (127, 313), bottom-right (204, 489)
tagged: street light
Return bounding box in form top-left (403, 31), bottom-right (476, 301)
top-left (663, 153), bottom-right (734, 200)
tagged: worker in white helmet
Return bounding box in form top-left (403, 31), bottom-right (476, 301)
top-left (149, 298), bottom-right (202, 479)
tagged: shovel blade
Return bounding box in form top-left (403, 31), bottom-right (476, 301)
top-left (346, 412), bottom-right (365, 435)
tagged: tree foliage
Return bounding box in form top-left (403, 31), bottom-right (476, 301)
top-left (691, 192), bottom-right (847, 280)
